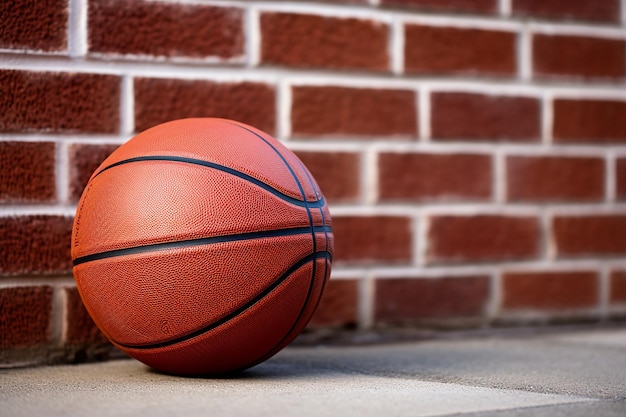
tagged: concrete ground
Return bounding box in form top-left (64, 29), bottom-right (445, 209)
top-left (1, 326), bottom-right (625, 417)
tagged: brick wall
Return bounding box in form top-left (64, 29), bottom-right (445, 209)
top-left (1, 0), bottom-right (626, 366)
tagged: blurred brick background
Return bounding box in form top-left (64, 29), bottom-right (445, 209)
top-left (1, 0), bottom-right (626, 366)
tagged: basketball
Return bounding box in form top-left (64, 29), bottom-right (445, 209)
top-left (71, 118), bottom-right (333, 375)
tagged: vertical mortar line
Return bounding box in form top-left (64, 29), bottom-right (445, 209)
top-left (544, 208), bottom-right (556, 261)
top-left (418, 86), bottom-right (430, 141)
top-left (246, 4), bottom-right (261, 68)
top-left (359, 271), bottom-right (376, 329)
top-left (120, 75), bottom-right (135, 135)
top-left (599, 265), bottom-right (611, 321)
top-left (499, 0), bottom-right (512, 16)
top-left (542, 91), bottom-right (554, 145)
top-left (55, 140), bottom-right (69, 205)
top-left (518, 24), bottom-right (531, 81)
top-left (50, 285), bottom-right (68, 349)
top-left (390, 15), bottom-right (404, 75)
top-left (68, 0), bottom-right (88, 58)
top-left (277, 79), bottom-right (292, 141)
top-left (494, 148), bottom-right (506, 204)
top-left (416, 210), bottom-right (429, 267)
top-left (363, 145), bottom-right (379, 205)
top-left (606, 149), bottom-right (616, 203)
top-left (622, 0), bottom-right (626, 26)
top-left (487, 268), bottom-right (502, 325)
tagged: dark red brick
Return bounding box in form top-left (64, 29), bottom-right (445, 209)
top-left (88, 0), bottom-right (243, 59)
top-left (68, 144), bottom-right (119, 203)
top-left (0, 142), bottom-right (56, 203)
top-left (610, 270), bottom-right (626, 303)
top-left (378, 152), bottom-right (492, 201)
top-left (506, 156), bottom-right (604, 202)
top-left (554, 215), bottom-right (626, 257)
top-left (134, 78), bottom-right (275, 134)
top-left (404, 25), bottom-right (515, 76)
top-left (261, 13), bottom-right (389, 72)
top-left (0, 215), bottom-right (73, 276)
top-left (375, 275), bottom-right (490, 323)
top-left (513, 0), bottom-right (621, 23)
top-left (333, 216), bottom-right (413, 263)
top-left (553, 98), bottom-right (626, 143)
top-left (308, 279), bottom-right (359, 328)
top-left (0, 286), bottom-right (53, 349)
top-left (533, 34), bottom-right (625, 79)
top-left (0, 70), bottom-right (120, 133)
top-left (291, 86), bottom-right (417, 138)
top-left (503, 270), bottom-right (598, 310)
top-left (0, 0), bottom-right (67, 51)
top-left (428, 215), bottom-right (540, 263)
top-left (64, 287), bottom-right (109, 346)
top-left (294, 151), bottom-right (360, 203)
top-left (617, 158), bottom-right (626, 200)
top-left (381, 0), bottom-right (496, 14)
top-left (431, 92), bottom-right (540, 141)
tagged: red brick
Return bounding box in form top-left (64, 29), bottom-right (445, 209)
top-left (375, 275), bottom-right (490, 323)
top-left (506, 156), bottom-right (604, 202)
top-left (0, 142), bottom-right (56, 203)
top-left (554, 215), bottom-right (626, 257)
top-left (0, 70), bottom-right (120, 133)
top-left (333, 216), bottom-right (413, 263)
top-left (294, 151), bottom-right (360, 203)
top-left (431, 92), bottom-right (540, 141)
top-left (64, 287), bottom-right (109, 346)
top-left (428, 215), bottom-right (540, 263)
top-left (553, 99), bottom-right (626, 143)
top-left (610, 270), bottom-right (626, 303)
top-left (88, 0), bottom-right (243, 59)
top-left (0, 0), bottom-right (67, 51)
top-left (308, 279), bottom-right (359, 328)
top-left (404, 25), bottom-right (516, 76)
top-left (261, 13), bottom-right (388, 72)
top-left (68, 144), bottom-right (119, 203)
top-left (0, 286), bottom-right (53, 349)
top-left (134, 78), bottom-right (275, 134)
top-left (502, 271), bottom-right (598, 310)
top-left (291, 86), bottom-right (417, 138)
top-left (378, 152), bottom-right (492, 202)
top-left (533, 34), bottom-right (625, 80)
top-left (617, 158), bottom-right (626, 200)
top-left (0, 215), bottom-right (73, 276)
top-left (513, 0), bottom-right (621, 23)
top-left (381, 0), bottom-right (496, 14)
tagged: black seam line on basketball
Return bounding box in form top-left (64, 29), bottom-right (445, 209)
top-left (115, 251), bottom-right (333, 351)
top-left (93, 155), bottom-right (326, 209)
top-left (229, 124), bottom-right (320, 369)
top-left (72, 226), bottom-right (332, 267)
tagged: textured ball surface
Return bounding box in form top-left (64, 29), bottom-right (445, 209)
top-left (71, 118), bottom-right (333, 375)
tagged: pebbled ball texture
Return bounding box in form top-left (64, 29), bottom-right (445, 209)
top-left (71, 118), bottom-right (333, 375)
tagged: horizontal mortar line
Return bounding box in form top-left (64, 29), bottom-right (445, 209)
top-left (0, 205), bottom-right (78, 217)
top-left (73, 225), bottom-right (332, 266)
top-left (0, 134), bottom-right (131, 144)
top-left (0, 276), bottom-right (76, 288)
top-left (2, 55), bottom-right (626, 96)
top-left (332, 259), bottom-right (626, 278)
top-left (5, 134), bottom-right (626, 156)
top-left (327, 203), bottom-right (626, 217)
top-left (199, 0), bottom-right (626, 35)
top-left (363, 141), bottom-right (626, 155)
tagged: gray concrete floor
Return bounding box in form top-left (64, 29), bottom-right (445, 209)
top-left (1, 327), bottom-right (625, 416)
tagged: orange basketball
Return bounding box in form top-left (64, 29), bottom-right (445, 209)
top-left (71, 118), bottom-right (333, 375)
